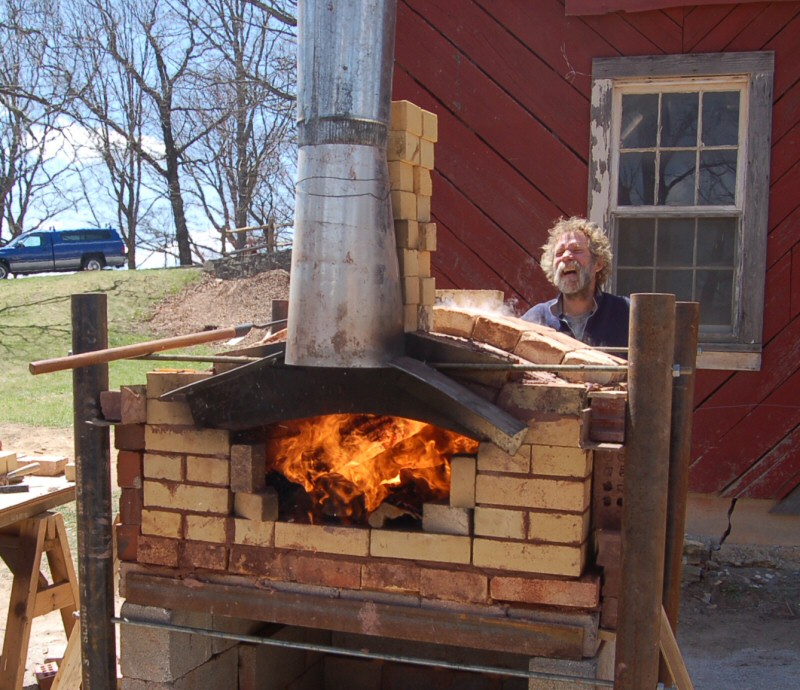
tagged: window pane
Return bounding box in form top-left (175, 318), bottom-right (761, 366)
top-left (621, 94), bottom-right (658, 148)
top-left (697, 218), bottom-right (736, 267)
top-left (661, 92), bottom-right (698, 147)
top-left (702, 91), bottom-right (740, 146)
top-left (657, 218), bottom-right (695, 266)
top-left (699, 150), bottom-right (737, 205)
top-left (659, 151), bottom-right (696, 205)
top-left (696, 269), bottom-right (734, 326)
top-left (618, 152), bottom-right (655, 205)
top-left (655, 269), bottom-right (694, 301)
top-left (618, 218), bottom-right (655, 267)
top-left (618, 268), bottom-right (653, 295)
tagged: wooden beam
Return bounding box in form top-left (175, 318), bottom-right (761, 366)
top-left (124, 571), bottom-right (586, 660)
top-left (659, 607), bottom-right (695, 690)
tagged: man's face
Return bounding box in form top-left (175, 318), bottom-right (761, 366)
top-left (552, 231), bottom-right (602, 296)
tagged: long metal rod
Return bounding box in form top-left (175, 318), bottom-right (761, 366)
top-left (112, 617), bottom-right (614, 687)
top-left (660, 302), bottom-right (700, 685)
top-left (134, 354), bottom-right (262, 364)
top-left (72, 293), bottom-right (117, 690)
top-left (615, 293), bottom-right (676, 690)
top-left (428, 362), bottom-right (627, 372)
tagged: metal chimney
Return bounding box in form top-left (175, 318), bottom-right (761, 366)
top-left (286, 0), bottom-right (403, 367)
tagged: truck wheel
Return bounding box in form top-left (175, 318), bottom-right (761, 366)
top-left (82, 256), bottom-right (104, 271)
top-left (0, 262), bottom-right (8, 279)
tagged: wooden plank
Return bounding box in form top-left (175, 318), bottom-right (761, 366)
top-left (724, 2), bottom-right (800, 56)
top-left (772, 78), bottom-right (800, 142)
top-left (0, 480), bottom-right (75, 530)
top-left (771, 117), bottom-right (800, 183)
top-left (691, 366), bottom-right (800, 494)
top-left (765, 13), bottom-right (800, 100)
top-left (724, 425), bottom-right (800, 499)
top-left (766, 159), bottom-right (800, 231)
top-left (689, 4), bottom-right (766, 52)
top-left (124, 571), bottom-right (587, 660)
top-left (611, 8), bottom-right (683, 54)
top-left (403, 0), bottom-right (591, 157)
top-left (46, 514), bottom-right (79, 637)
top-left (659, 606), bottom-right (695, 690)
top-left (767, 205), bottom-right (800, 271)
top-left (0, 516), bottom-right (47, 690)
top-left (682, 3), bottom-right (737, 50)
top-left (51, 621), bottom-right (82, 690)
top-left (567, 0), bottom-right (793, 14)
top-left (32, 582), bottom-right (75, 618)
top-left (396, 2), bottom-right (587, 214)
top-left (763, 253), bottom-right (792, 343)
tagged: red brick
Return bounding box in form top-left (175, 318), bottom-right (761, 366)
top-left (361, 562), bottom-right (421, 594)
top-left (120, 385), bottom-right (148, 424)
top-left (181, 540), bottom-right (228, 571)
top-left (138, 535), bottom-right (180, 567)
top-left (229, 544), bottom-right (275, 577)
top-left (117, 450), bottom-right (143, 489)
top-left (119, 488), bottom-right (143, 525)
top-left (116, 524), bottom-right (139, 562)
top-left (490, 574), bottom-right (600, 609)
top-left (600, 596), bottom-right (618, 630)
top-left (419, 568), bottom-right (488, 604)
top-left (114, 424), bottom-right (146, 451)
top-left (290, 553), bottom-right (362, 589)
top-left (100, 390), bottom-right (121, 421)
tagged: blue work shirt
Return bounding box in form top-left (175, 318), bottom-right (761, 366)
top-left (521, 291), bottom-right (630, 348)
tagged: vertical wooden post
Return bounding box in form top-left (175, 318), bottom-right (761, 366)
top-left (271, 298), bottom-right (289, 335)
top-left (72, 293), bottom-right (117, 689)
top-left (614, 293), bottom-right (676, 690)
top-left (660, 302), bottom-right (700, 684)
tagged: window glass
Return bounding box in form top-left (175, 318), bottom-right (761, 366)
top-left (620, 93), bottom-right (658, 148)
top-left (696, 269), bottom-right (734, 326)
top-left (655, 268), bottom-right (694, 301)
top-left (618, 218), bottom-right (655, 266)
top-left (657, 218), bottom-right (694, 266)
top-left (702, 91), bottom-right (740, 146)
top-left (696, 217), bottom-right (736, 266)
top-left (659, 151), bottom-right (696, 205)
top-left (618, 151), bottom-right (655, 205)
top-left (617, 268), bottom-right (653, 295)
top-left (661, 92), bottom-right (698, 147)
top-left (699, 150), bottom-right (737, 205)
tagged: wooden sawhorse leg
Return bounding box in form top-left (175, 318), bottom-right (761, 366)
top-left (0, 512), bottom-right (79, 690)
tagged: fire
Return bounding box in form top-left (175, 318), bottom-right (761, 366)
top-left (265, 414), bottom-right (478, 523)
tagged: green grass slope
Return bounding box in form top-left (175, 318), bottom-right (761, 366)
top-left (0, 268), bottom-right (203, 426)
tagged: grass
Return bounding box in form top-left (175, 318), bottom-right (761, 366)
top-left (0, 267), bottom-right (204, 426)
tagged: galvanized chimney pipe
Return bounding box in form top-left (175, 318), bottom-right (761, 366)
top-left (286, 0), bottom-right (404, 367)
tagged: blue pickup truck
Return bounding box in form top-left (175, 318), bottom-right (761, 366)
top-left (0, 228), bottom-right (127, 279)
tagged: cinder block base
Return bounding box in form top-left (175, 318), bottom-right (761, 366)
top-left (120, 645), bottom-right (237, 690)
top-left (527, 639), bottom-right (614, 690)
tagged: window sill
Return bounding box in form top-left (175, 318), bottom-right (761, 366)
top-left (696, 349), bottom-right (761, 371)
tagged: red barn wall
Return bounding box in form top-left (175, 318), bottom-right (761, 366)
top-left (392, 0), bottom-right (800, 502)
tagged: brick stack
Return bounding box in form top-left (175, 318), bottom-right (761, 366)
top-left (387, 100), bottom-right (438, 333)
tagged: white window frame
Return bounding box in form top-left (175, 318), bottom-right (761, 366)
top-left (589, 52), bottom-right (774, 371)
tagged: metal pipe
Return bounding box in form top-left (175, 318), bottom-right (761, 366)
top-left (660, 302), bottom-right (700, 685)
top-left (614, 293), bottom-right (676, 690)
top-left (71, 293), bottom-right (117, 690)
top-left (134, 354), bottom-right (262, 364)
top-left (429, 362), bottom-right (627, 372)
top-left (112, 617), bottom-right (613, 687)
top-left (286, 0), bottom-right (404, 367)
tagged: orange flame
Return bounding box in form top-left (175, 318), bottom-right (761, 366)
top-left (265, 414), bottom-right (478, 523)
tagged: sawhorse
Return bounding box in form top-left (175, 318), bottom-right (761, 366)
top-left (0, 511), bottom-right (79, 690)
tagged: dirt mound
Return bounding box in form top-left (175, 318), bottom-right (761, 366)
top-left (146, 269), bottom-right (290, 348)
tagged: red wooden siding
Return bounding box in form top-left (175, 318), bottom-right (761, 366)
top-left (393, 0), bottom-right (800, 501)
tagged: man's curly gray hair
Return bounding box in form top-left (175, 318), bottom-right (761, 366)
top-left (540, 217), bottom-right (613, 288)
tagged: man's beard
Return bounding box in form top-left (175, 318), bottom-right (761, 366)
top-left (555, 261), bottom-right (595, 295)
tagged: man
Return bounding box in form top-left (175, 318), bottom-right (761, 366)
top-left (521, 217), bottom-right (629, 348)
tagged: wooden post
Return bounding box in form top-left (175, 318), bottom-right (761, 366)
top-left (72, 293), bottom-right (117, 689)
top-left (614, 293), bottom-right (676, 690)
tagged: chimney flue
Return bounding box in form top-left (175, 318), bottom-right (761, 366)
top-left (286, 0), bottom-right (403, 368)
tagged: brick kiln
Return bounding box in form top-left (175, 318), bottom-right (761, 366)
top-left (104, 1), bottom-right (638, 687)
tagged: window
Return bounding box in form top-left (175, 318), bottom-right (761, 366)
top-left (589, 53), bottom-right (774, 370)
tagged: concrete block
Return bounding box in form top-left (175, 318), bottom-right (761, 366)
top-left (473, 539), bottom-right (586, 577)
top-left (141, 509), bottom-right (183, 539)
top-left (119, 602), bottom-right (213, 683)
top-left (239, 627), bottom-right (328, 690)
top-left (422, 502), bottom-right (471, 536)
top-left (324, 655), bottom-right (383, 690)
top-left (390, 99), bottom-right (423, 136)
top-left (498, 381), bottom-right (588, 417)
top-left (234, 488), bottom-right (279, 521)
top-left (186, 454), bottom-right (230, 486)
top-left (477, 442), bottom-right (530, 474)
top-left (450, 455), bottom-right (476, 508)
top-left (474, 507), bottom-right (527, 540)
top-left (475, 474), bottom-right (591, 513)
top-left (146, 400), bottom-right (194, 426)
top-left (370, 530), bottom-right (470, 564)
top-left (395, 219), bottom-right (419, 248)
top-left (431, 305), bottom-right (477, 338)
top-left (143, 452), bottom-right (183, 481)
top-left (275, 522), bottom-right (370, 557)
top-left (145, 370), bottom-right (212, 399)
top-left (145, 425), bottom-right (230, 456)
top-left (144, 480), bottom-right (232, 515)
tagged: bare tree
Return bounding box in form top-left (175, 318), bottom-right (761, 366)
top-left (0, 0), bottom-right (80, 242)
top-left (184, 0), bottom-right (296, 254)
